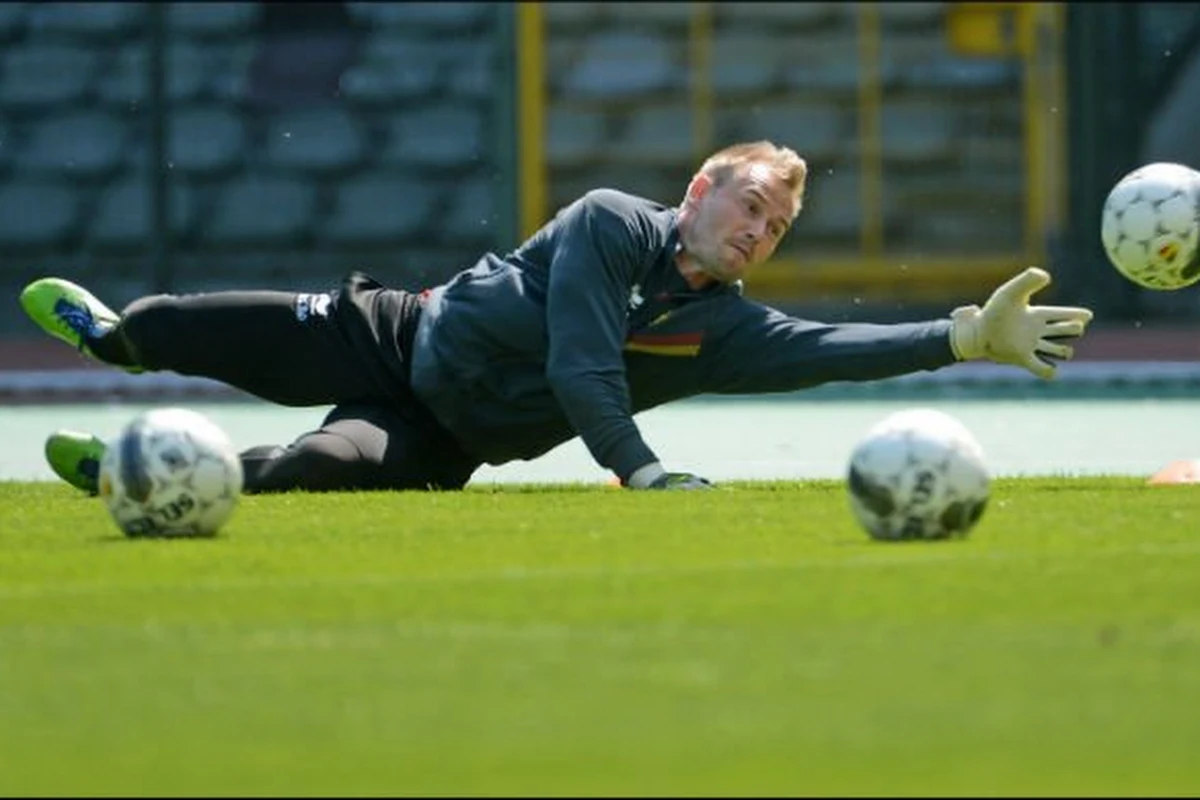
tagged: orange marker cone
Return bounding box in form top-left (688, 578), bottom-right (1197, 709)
top-left (1148, 459), bottom-right (1200, 485)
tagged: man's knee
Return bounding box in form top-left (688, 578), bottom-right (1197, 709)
top-left (243, 431), bottom-right (373, 493)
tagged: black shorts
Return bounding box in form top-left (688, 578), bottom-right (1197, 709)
top-left (121, 270), bottom-right (481, 491)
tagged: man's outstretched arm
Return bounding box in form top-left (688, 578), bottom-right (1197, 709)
top-left (709, 267), bottom-right (1094, 395)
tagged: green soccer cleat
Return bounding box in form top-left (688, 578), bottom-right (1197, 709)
top-left (18, 277), bottom-right (140, 372)
top-left (45, 430), bottom-right (107, 495)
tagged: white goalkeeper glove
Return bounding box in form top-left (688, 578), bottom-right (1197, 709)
top-left (950, 267), bottom-right (1094, 380)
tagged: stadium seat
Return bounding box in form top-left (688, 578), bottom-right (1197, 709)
top-left (163, 106), bottom-right (246, 177)
top-left (338, 62), bottom-right (440, 106)
top-left (0, 178), bottom-right (79, 249)
top-left (710, 32), bottom-right (783, 96)
top-left (262, 106), bottom-right (365, 175)
top-left (245, 31), bottom-right (358, 110)
top-left (559, 31), bottom-right (681, 99)
top-left (882, 32), bottom-right (1019, 93)
top-left (446, 45), bottom-right (495, 100)
top-left (88, 171), bottom-right (196, 250)
top-left (20, 111), bottom-right (128, 181)
top-left (892, 168), bottom-right (1023, 212)
top-left (381, 106), bottom-right (485, 171)
top-left (167, 2), bottom-right (260, 38)
top-left (543, 2), bottom-right (608, 29)
top-left (881, 102), bottom-right (959, 164)
top-left (0, 3), bottom-right (26, 41)
top-left (616, 106), bottom-right (695, 164)
top-left (26, 2), bottom-right (143, 41)
top-left (780, 36), bottom-right (867, 94)
top-left (338, 36), bottom-right (442, 106)
top-left (208, 41), bottom-right (257, 105)
top-left (0, 45), bottom-right (97, 110)
top-left (904, 206), bottom-right (1021, 251)
top-left (606, 2), bottom-right (695, 27)
top-left (547, 39), bottom-right (582, 83)
top-left (442, 176), bottom-right (497, 241)
top-left (0, 119), bottom-right (14, 172)
top-left (320, 173), bottom-right (436, 245)
top-left (878, 2), bottom-right (946, 32)
top-left (732, 102), bottom-right (847, 164)
top-left (547, 108), bottom-right (609, 166)
top-left (204, 173), bottom-right (317, 246)
top-left (715, 2), bottom-right (843, 31)
top-left (553, 165), bottom-right (678, 210)
top-left (347, 2), bottom-right (490, 33)
top-left (98, 42), bottom-right (213, 107)
top-left (900, 58), bottom-right (1020, 93)
top-left (795, 168), bottom-right (864, 242)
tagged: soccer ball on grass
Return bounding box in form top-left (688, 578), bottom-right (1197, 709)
top-left (1101, 161), bottom-right (1200, 290)
top-left (99, 407), bottom-right (243, 538)
top-left (846, 408), bottom-right (990, 542)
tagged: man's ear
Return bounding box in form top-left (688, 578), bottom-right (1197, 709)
top-left (685, 173), bottom-right (712, 205)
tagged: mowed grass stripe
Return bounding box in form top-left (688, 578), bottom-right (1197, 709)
top-left (1, 479), bottom-right (1200, 795)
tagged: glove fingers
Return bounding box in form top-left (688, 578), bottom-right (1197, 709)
top-left (1023, 353), bottom-right (1057, 380)
top-left (649, 472), bottom-right (714, 490)
top-left (993, 267), bottom-right (1052, 305)
top-left (1031, 306), bottom-right (1094, 324)
top-left (1041, 319), bottom-right (1089, 339)
top-left (1036, 340), bottom-right (1075, 361)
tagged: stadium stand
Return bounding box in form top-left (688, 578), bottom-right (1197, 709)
top-left (318, 172), bottom-right (436, 247)
top-left (20, 111), bottom-right (129, 181)
top-left (203, 171), bottom-right (318, 248)
top-left (0, 178), bottom-right (80, 250)
top-left (89, 169), bottom-right (197, 252)
top-left (0, 0), bottom-right (1027, 316)
top-left (542, 0), bottom-right (1025, 268)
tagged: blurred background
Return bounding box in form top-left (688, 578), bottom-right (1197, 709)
top-left (2, 0), bottom-right (1200, 396)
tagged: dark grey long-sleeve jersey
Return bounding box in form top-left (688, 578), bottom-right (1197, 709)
top-left (409, 189), bottom-right (958, 482)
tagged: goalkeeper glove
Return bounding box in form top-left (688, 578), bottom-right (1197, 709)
top-left (950, 267), bottom-right (1093, 380)
top-left (625, 462), bottom-right (713, 490)
top-left (647, 472), bottom-right (713, 490)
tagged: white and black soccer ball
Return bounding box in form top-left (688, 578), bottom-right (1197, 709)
top-left (1101, 161), bottom-right (1200, 290)
top-left (846, 408), bottom-right (990, 542)
top-left (98, 408), bottom-right (243, 538)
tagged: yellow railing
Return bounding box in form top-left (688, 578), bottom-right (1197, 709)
top-left (687, 2), bottom-right (714, 163)
top-left (857, 3), bottom-right (885, 260)
top-left (516, 2), bottom-right (546, 242)
top-left (516, 2), bottom-right (1065, 305)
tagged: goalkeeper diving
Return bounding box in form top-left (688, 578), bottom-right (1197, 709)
top-left (19, 140), bottom-right (1094, 494)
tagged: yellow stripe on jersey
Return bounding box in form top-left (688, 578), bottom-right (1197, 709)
top-left (623, 341), bottom-right (702, 357)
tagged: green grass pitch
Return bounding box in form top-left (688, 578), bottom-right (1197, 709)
top-left (2, 478), bottom-right (1200, 796)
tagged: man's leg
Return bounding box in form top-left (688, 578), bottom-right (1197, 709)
top-left (242, 403), bottom-right (481, 493)
top-left (23, 278), bottom-right (383, 406)
top-left (46, 400), bottom-right (479, 496)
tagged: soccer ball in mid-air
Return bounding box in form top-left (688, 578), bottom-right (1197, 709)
top-left (99, 408), bottom-right (243, 538)
top-left (846, 408), bottom-right (990, 542)
top-left (1101, 161), bottom-right (1200, 290)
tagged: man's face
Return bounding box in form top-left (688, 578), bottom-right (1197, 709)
top-left (681, 162), bottom-right (798, 284)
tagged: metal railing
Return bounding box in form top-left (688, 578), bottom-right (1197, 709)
top-left (516, 1), bottom-right (1067, 308)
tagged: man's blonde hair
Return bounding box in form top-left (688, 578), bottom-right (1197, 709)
top-left (695, 141), bottom-right (808, 217)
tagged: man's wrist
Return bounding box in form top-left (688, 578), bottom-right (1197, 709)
top-left (949, 305), bottom-right (981, 362)
top-left (626, 462), bottom-right (666, 489)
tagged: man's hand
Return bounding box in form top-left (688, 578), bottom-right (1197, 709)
top-left (950, 267), bottom-right (1094, 380)
top-left (624, 462), bottom-right (713, 489)
top-left (647, 472), bottom-right (714, 490)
